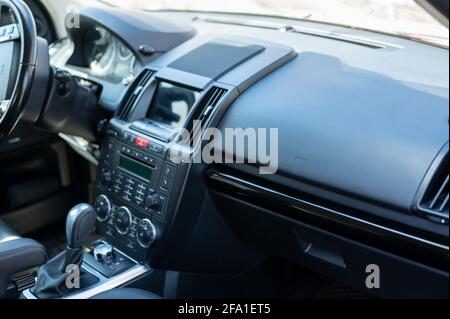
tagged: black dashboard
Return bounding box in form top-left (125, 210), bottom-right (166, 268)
top-left (35, 3), bottom-right (449, 298)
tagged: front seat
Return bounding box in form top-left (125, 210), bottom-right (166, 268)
top-left (0, 218), bottom-right (47, 298)
top-left (0, 219), bottom-right (20, 243)
top-left (91, 288), bottom-right (162, 300)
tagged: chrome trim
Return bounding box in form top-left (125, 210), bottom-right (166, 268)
top-left (211, 172), bottom-right (449, 252)
top-left (114, 206), bottom-right (133, 235)
top-left (95, 194), bottom-right (111, 222)
top-left (22, 264), bottom-right (151, 300)
top-left (136, 219), bottom-right (157, 248)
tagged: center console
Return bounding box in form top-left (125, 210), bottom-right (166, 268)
top-left (92, 37), bottom-right (296, 267)
top-left (94, 117), bottom-right (187, 262)
top-left (23, 33), bottom-right (296, 299)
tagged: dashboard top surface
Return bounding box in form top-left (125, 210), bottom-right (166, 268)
top-left (50, 8), bottom-right (449, 237)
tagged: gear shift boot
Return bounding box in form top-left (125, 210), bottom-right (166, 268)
top-left (31, 204), bottom-right (96, 299)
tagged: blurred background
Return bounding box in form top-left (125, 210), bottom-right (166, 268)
top-left (100, 0), bottom-right (449, 46)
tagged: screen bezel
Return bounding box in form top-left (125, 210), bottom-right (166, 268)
top-left (118, 155), bottom-right (154, 181)
top-left (146, 80), bottom-right (202, 129)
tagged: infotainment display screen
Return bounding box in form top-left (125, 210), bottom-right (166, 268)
top-left (119, 156), bottom-right (153, 181)
top-left (146, 81), bottom-right (201, 128)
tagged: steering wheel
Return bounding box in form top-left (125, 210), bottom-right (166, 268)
top-left (0, 0), bottom-right (40, 141)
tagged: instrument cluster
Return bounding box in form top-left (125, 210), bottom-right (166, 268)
top-left (85, 26), bottom-right (136, 81)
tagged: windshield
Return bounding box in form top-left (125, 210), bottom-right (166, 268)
top-left (99, 0), bottom-right (448, 47)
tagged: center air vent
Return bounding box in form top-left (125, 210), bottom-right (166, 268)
top-left (197, 86), bottom-right (228, 124)
top-left (416, 151), bottom-right (449, 224)
top-left (117, 69), bottom-right (154, 121)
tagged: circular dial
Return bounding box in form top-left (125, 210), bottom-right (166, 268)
top-left (94, 195), bottom-right (111, 222)
top-left (145, 193), bottom-right (160, 210)
top-left (114, 207), bottom-right (133, 235)
top-left (89, 27), bottom-right (117, 76)
top-left (118, 43), bottom-right (133, 60)
top-left (137, 219), bottom-right (157, 248)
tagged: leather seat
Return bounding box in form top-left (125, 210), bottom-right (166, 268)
top-left (91, 288), bottom-right (162, 299)
top-left (0, 218), bottom-right (47, 298)
top-left (0, 218), bottom-right (20, 243)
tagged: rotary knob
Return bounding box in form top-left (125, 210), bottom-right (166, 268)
top-left (93, 243), bottom-right (115, 265)
top-left (137, 219), bottom-right (157, 248)
top-left (94, 195), bottom-right (111, 222)
top-left (145, 193), bottom-right (160, 210)
top-left (114, 207), bottom-right (132, 235)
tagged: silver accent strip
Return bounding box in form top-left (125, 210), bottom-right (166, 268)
top-left (217, 172), bottom-right (449, 252)
top-left (22, 264), bottom-right (151, 300)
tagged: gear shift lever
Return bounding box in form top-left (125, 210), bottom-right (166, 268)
top-left (31, 204), bottom-right (96, 299)
top-left (63, 204), bottom-right (97, 268)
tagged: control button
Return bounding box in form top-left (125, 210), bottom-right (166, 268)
top-left (120, 131), bottom-right (130, 141)
top-left (143, 155), bottom-right (155, 165)
top-left (133, 152), bottom-right (143, 160)
top-left (106, 142), bottom-right (114, 151)
top-left (136, 136), bottom-right (149, 149)
top-left (145, 193), bottom-right (159, 210)
top-left (160, 176), bottom-right (170, 190)
top-left (94, 244), bottom-right (115, 265)
top-left (134, 195), bottom-right (144, 207)
top-left (149, 143), bottom-right (164, 154)
top-left (113, 186), bottom-right (121, 196)
top-left (136, 219), bottom-right (157, 248)
top-left (94, 195), bottom-right (111, 222)
top-left (101, 170), bottom-right (113, 187)
top-left (158, 195), bottom-right (166, 212)
top-left (163, 165), bottom-right (174, 177)
top-left (114, 207), bottom-right (132, 235)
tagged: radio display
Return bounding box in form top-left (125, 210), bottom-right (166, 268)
top-left (119, 156), bottom-right (153, 180)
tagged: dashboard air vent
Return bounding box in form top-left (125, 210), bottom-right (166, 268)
top-left (198, 86), bottom-right (228, 124)
top-left (417, 152), bottom-right (449, 224)
top-left (117, 69), bottom-right (154, 121)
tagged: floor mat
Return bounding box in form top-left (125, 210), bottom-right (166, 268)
top-left (316, 280), bottom-right (377, 299)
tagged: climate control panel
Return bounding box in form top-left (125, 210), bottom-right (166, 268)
top-left (94, 121), bottom-right (182, 262)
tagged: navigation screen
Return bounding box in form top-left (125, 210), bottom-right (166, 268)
top-left (146, 81), bottom-right (200, 128)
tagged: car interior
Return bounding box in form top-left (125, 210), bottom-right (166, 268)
top-left (0, 0), bottom-right (448, 300)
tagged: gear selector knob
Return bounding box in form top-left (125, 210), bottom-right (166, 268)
top-left (66, 203), bottom-right (97, 249)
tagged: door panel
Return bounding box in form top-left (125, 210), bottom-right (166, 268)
top-left (0, 124), bottom-right (86, 235)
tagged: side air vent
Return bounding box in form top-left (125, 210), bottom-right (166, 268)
top-left (417, 152), bottom-right (449, 224)
top-left (197, 86), bottom-right (228, 124)
top-left (117, 69), bottom-right (154, 121)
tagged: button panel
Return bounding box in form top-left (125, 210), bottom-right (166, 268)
top-left (100, 139), bottom-right (173, 223)
top-left (97, 127), bottom-right (180, 262)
